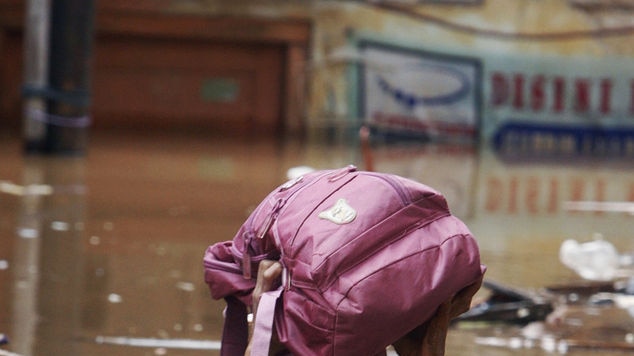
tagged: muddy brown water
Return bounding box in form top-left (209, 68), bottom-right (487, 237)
top-left (1, 130), bottom-right (632, 355)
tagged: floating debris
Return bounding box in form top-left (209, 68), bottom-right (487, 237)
top-left (455, 280), bottom-right (553, 325)
top-left (545, 280), bottom-right (616, 297)
top-left (0, 350), bottom-right (24, 356)
top-left (107, 293), bottom-right (123, 304)
top-left (558, 234), bottom-right (634, 298)
top-left (559, 236), bottom-right (620, 281)
top-left (50, 221), bottom-right (70, 232)
top-left (476, 336), bottom-right (569, 354)
top-left (175, 281), bottom-right (195, 292)
top-left (94, 336), bottom-right (221, 350)
top-left (89, 236), bottom-right (101, 245)
top-left (563, 200), bottom-right (634, 215)
top-left (0, 181), bottom-right (53, 196)
top-left (458, 277), bottom-right (634, 354)
top-left (16, 228), bottom-right (39, 239)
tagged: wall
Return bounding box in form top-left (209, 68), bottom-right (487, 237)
top-left (297, 1), bottom-right (634, 146)
top-left (0, 0), bottom-right (310, 135)
top-left (3, 0), bottom-right (633, 142)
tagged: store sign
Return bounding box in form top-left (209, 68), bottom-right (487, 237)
top-left (354, 37), bottom-right (634, 155)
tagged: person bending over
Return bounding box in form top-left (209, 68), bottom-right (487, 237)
top-left (245, 260), bottom-right (483, 356)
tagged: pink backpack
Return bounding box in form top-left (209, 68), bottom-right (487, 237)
top-left (204, 165), bottom-right (485, 355)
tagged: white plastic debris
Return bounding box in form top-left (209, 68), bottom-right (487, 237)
top-left (50, 221), bottom-right (70, 231)
top-left (0, 181), bottom-right (53, 196)
top-left (17, 227), bottom-right (39, 239)
top-left (108, 293), bottom-right (123, 303)
top-left (94, 336), bottom-right (221, 350)
top-left (175, 281), bottom-right (195, 292)
top-left (559, 235), bottom-right (619, 281)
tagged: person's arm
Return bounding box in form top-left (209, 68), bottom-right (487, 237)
top-left (393, 275), bottom-right (483, 356)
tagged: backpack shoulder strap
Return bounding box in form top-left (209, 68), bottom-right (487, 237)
top-left (249, 288), bottom-right (390, 356)
top-left (250, 288), bottom-right (283, 356)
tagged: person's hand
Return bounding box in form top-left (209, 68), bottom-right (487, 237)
top-left (251, 260), bottom-right (283, 315)
top-left (392, 275), bottom-right (484, 356)
top-left (245, 260), bottom-right (283, 356)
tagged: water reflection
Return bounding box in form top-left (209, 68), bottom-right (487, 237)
top-left (11, 157), bottom-right (86, 356)
top-left (0, 131), bottom-right (632, 355)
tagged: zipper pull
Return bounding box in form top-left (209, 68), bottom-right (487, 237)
top-left (328, 165), bottom-right (357, 182)
top-left (256, 198), bottom-right (285, 239)
top-left (279, 175), bottom-right (303, 191)
top-left (282, 265), bottom-right (290, 291)
top-left (242, 232), bottom-right (253, 279)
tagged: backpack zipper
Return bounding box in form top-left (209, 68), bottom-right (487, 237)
top-left (256, 198), bottom-right (285, 239)
top-left (239, 198), bottom-right (286, 279)
top-left (235, 170), bottom-right (333, 279)
top-left (287, 167), bottom-right (359, 250)
top-left (364, 172), bottom-right (410, 205)
top-left (235, 167), bottom-right (358, 279)
top-left (328, 164), bottom-right (357, 182)
top-left (279, 175), bottom-right (303, 191)
top-left (257, 166), bottom-right (356, 244)
top-left (203, 256), bottom-right (244, 275)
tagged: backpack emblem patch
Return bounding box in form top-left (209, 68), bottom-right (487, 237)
top-left (318, 198), bottom-right (356, 224)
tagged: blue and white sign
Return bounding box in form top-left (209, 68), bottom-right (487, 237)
top-left (356, 40), bottom-right (482, 142)
top-left (484, 54), bottom-right (634, 157)
top-left (353, 36), bottom-right (634, 156)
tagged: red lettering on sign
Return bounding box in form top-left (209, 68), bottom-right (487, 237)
top-left (489, 72), bottom-right (620, 116)
top-left (574, 79), bottom-right (591, 113)
top-left (513, 74), bottom-right (524, 109)
top-left (491, 72), bottom-right (508, 106)
top-left (553, 77), bottom-right (566, 113)
top-left (600, 79), bottom-right (612, 115)
top-left (530, 76), bottom-right (545, 111)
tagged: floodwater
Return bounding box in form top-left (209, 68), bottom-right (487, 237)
top-left (0, 129), bottom-right (633, 356)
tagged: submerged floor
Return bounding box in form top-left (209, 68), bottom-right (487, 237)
top-left (0, 129), bottom-right (633, 355)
